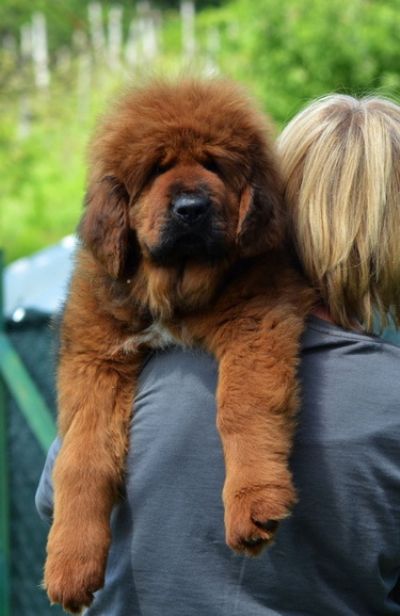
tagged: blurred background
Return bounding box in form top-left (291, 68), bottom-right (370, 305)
top-left (1, 0), bottom-right (400, 614)
top-left (2, 0), bottom-right (400, 263)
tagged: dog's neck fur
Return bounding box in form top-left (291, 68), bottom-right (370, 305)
top-left (130, 258), bottom-right (232, 321)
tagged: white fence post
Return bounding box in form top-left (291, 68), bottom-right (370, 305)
top-left (31, 12), bottom-right (50, 89)
top-left (88, 3), bottom-right (106, 56)
top-left (180, 0), bottom-right (196, 60)
top-left (108, 6), bottom-right (123, 70)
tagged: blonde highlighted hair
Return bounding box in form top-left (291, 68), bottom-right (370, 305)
top-left (278, 94), bottom-right (400, 332)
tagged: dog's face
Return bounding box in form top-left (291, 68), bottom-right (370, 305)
top-left (131, 158), bottom-right (238, 266)
top-left (80, 79), bottom-right (286, 279)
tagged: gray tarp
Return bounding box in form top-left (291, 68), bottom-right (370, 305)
top-left (4, 235), bottom-right (76, 321)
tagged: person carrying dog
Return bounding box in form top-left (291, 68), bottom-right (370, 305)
top-left (37, 94), bottom-right (400, 615)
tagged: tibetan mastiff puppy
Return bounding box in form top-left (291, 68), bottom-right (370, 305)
top-left (44, 78), bottom-right (314, 612)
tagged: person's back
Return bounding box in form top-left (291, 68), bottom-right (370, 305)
top-left (126, 320), bottom-right (400, 615)
top-left (37, 320), bottom-right (400, 615)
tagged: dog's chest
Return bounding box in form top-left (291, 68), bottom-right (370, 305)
top-left (123, 320), bottom-right (190, 352)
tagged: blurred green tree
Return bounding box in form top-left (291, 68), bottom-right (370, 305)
top-left (205, 0), bottom-right (400, 123)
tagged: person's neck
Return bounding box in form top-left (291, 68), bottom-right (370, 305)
top-left (311, 302), bottom-right (364, 332)
top-left (311, 302), bottom-right (336, 324)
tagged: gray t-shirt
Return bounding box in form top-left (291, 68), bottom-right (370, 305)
top-left (36, 316), bottom-right (400, 615)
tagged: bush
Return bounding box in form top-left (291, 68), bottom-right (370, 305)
top-left (200, 0), bottom-right (400, 124)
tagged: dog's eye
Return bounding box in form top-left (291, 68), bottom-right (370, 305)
top-left (146, 161), bottom-right (174, 185)
top-left (202, 158), bottom-right (220, 175)
top-left (154, 162), bottom-right (173, 176)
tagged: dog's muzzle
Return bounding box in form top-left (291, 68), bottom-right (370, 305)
top-left (171, 193), bottom-right (211, 226)
top-left (149, 192), bottom-right (227, 265)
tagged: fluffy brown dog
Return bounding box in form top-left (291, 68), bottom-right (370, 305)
top-left (44, 78), bottom-right (314, 613)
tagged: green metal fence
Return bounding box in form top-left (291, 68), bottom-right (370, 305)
top-left (0, 251), bottom-right (61, 615)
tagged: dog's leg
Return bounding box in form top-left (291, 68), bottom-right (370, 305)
top-left (207, 303), bottom-right (307, 556)
top-left (44, 356), bottom-right (140, 614)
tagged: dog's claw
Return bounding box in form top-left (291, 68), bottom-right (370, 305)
top-left (241, 535), bottom-right (265, 548)
top-left (253, 518), bottom-right (280, 533)
top-left (224, 481), bottom-right (296, 556)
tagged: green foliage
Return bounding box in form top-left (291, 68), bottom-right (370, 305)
top-left (200, 0), bottom-right (400, 125)
top-left (1, 0), bottom-right (399, 262)
top-left (0, 68), bottom-right (127, 262)
top-left (1, 99), bottom-right (86, 260)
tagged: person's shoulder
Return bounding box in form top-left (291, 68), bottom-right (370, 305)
top-left (302, 315), bottom-right (400, 391)
top-left (299, 317), bottom-right (400, 436)
top-left (303, 315), bottom-right (400, 355)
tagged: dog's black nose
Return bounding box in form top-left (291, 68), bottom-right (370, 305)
top-left (171, 194), bottom-right (210, 224)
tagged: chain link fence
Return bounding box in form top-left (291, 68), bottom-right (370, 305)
top-left (4, 312), bottom-right (62, 616)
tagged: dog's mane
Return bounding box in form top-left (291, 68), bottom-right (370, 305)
top-left (79, 79), bottom-right (287, 322)
top-left (90, 78), bottom-right (277, 195)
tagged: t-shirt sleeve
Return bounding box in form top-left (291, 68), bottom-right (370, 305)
top-left (35, 437), bottom-right (62, 524)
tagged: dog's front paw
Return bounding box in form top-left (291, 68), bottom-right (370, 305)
top-left (45, 555), bottom-right (103, 613)
top-left (44, 527), bottom-right (109, 613)
top-left (223, 480), bottom-right (296, 556)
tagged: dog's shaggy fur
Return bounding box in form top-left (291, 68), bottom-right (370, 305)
top-left (44, 79), bottom-right (314, 613)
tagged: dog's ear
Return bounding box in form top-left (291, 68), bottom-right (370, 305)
top-left (236, 161), bottom-right (286, 257)
top-left (79, 175), bottom-right (140, 278)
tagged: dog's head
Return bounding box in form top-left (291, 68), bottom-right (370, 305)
top-left (80, 79), bottom-right (285, 279)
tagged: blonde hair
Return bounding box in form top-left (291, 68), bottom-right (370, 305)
top-left (278, 94), bottom-right (400, 332)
